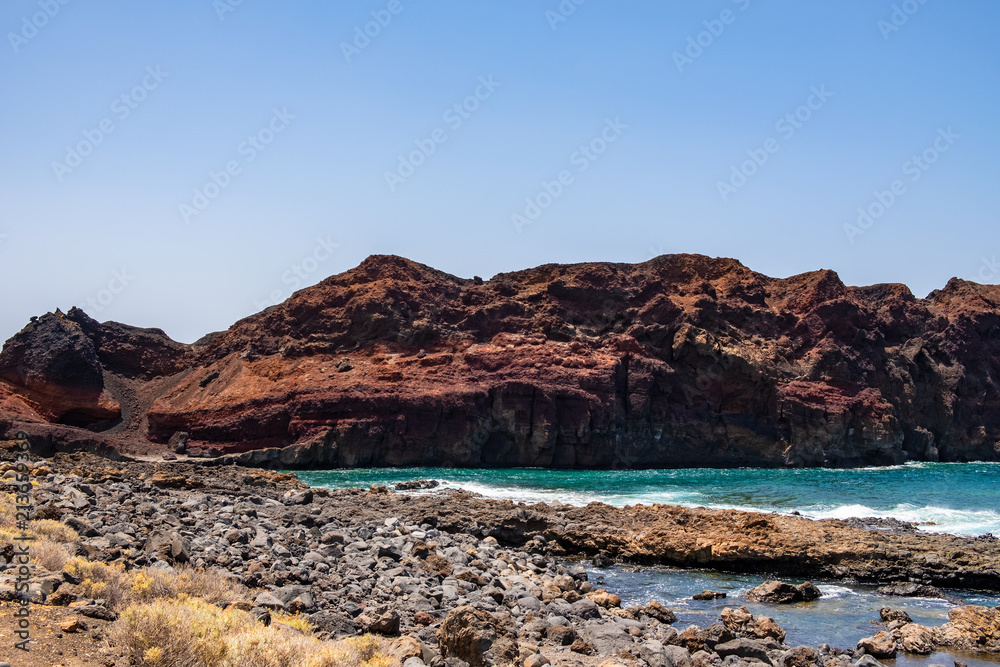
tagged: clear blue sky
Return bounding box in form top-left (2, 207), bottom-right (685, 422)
top-left (1, 1), bottom-right (998, 344)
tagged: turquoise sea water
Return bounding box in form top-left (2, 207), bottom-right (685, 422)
top-left (294, 462), bottom-right (1000, 536)
top-left (296, 463), bottom-right (1000, 663)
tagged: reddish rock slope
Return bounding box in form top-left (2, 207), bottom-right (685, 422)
top-left (2, 254), bottom-right (998, 468)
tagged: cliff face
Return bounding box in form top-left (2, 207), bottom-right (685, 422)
top-left (2, 254), bottom-right (999, 468)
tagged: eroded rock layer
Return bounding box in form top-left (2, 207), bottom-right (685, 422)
top-left (2, 254), bottom-right (999, 467)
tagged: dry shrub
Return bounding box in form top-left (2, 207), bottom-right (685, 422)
top-left (28, 518), bottom-right (77, 542)
top-left (111, 596), bottom-right (397, 667)
top-left (64, 557), bottom-right (131, 610)
top-left (271, 610), bottom-right (314, 634)
top-left (127, 567), bottom-right (243, 606)
top-left (31, 539), bottom-right (70, 571)
top-left (0, 492), bottom-right (79, 546)
top-left (0, 492), bottom-right (79, 574)
top-left (63, 558), bottom-right (247, 611)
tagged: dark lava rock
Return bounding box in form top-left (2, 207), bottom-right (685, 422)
top-left (746, 580), bottom-right (822, 604)
top-left (879, 606), bottom-right (913, 625)
top-left (693, 590), bottom-right (727, 601)
top-left (714, 638), bottom-right (772, 663)
top-left (841, 517), bottom-right (918, 533)
top-left (395, 479), bottom-right (440, 491)
top-left (876, 583), bottom-right (945, 599)
top-left (437, 606), bottom-right (516, 667)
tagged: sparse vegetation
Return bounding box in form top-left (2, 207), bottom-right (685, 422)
top-left (0, 491), bottom-right (78, 571)
top-left (111, 596), bottom-right (395, 667)
top-left (62, 557), bottom-right (245, 612)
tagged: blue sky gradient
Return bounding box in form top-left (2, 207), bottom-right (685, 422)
top-left (1, 1), bottom-right (998, 343)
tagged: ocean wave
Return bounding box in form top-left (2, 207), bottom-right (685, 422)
top-left (432, 480), bottom-right (702, 508)
top-left (815, 585), bottom-right (858, 599)
top-left (424, 482), bottom-right (998, 537)
top-left (798, 503), bottom-right (1000, 537)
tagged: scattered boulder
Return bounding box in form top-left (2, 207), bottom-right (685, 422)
top-left (145, 530), bottom-right (190, 564)
top-left (778, 645), bottom-right (818, 667)
top-left (746, 581), bottom-right (822, 604)
top-left (932, 605), bottom-right (1000, 653)
top-left (76, 605), bottom-right (116, 621)
top-left (896, 623), bottom-right (934, 654)
top-left (876, 583), bottom-right (945, 599)
top-left (585, 589), bottom-right (622, 608)
top-left (254, 592), bottom-right (287, 610)
top-left (715, 638), bottom-right (772, 663)
top-left (437, 606), bottom-right (516, 667)
top-left (169, 431), bottom-right (188, 454)
top-left (878, 607), bottom-right (912, 626)
top-left (642, 600), bottom-right (678, 625)
top-left (60, 618), bottom-right (84, 633)
top-left (546, 625), bottom-right (576, 646)
top-left (568, 598), bottom-right (601, 619)
top-left (857, 631), bottom-right (896, 659)
top-left (853, 655), bottom-right (882, 667)
top-left (358, 610), bottom-right (401, 637)
top-left (693, 590), bottom-right (727, 601)
top-left (524, 654), bottom-right (549, 667)
top-left (720, 606), bottom-right (786, 643)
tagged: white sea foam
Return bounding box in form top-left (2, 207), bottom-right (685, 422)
top-left (386, 470), bottom-right (1000, 538)
top-left (816, 585), bottom-right (858, 599)
top-left (431, 479), bottom-right (700, 509)
top-left (797, 503), bottom-right (1000, 537)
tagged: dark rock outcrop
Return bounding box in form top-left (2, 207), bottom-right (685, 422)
top-left (746, 580), bottom-right (822, 604)
top-left (2, 254), bottom-right (999, 468)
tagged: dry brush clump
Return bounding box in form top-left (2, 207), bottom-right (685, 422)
top-left (61, 558), bottom-right (246, 612)
top-left (110, 596), bottom-right (396, 667)
top-left (56, 556), bottom-right (396, 667)
top-left (0, 491), bottom-right (77, 571)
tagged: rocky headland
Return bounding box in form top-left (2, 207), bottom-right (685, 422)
top-left (2, 447), bottom-right (999, 666)
top-left (2, 254), bottom-right (1000, 469)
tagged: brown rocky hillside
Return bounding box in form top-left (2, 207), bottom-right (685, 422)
top-left (1, 254), bottom-right (998, 468)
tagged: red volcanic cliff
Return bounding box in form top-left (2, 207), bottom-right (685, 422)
top-left (2, 254), bottom-right (999, 468)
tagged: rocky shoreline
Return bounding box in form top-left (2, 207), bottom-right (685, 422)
top-left (2, 447), bottom-right (999, 666)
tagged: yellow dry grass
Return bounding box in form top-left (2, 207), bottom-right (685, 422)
top-left (111, 596), bottom-right (396, 667)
